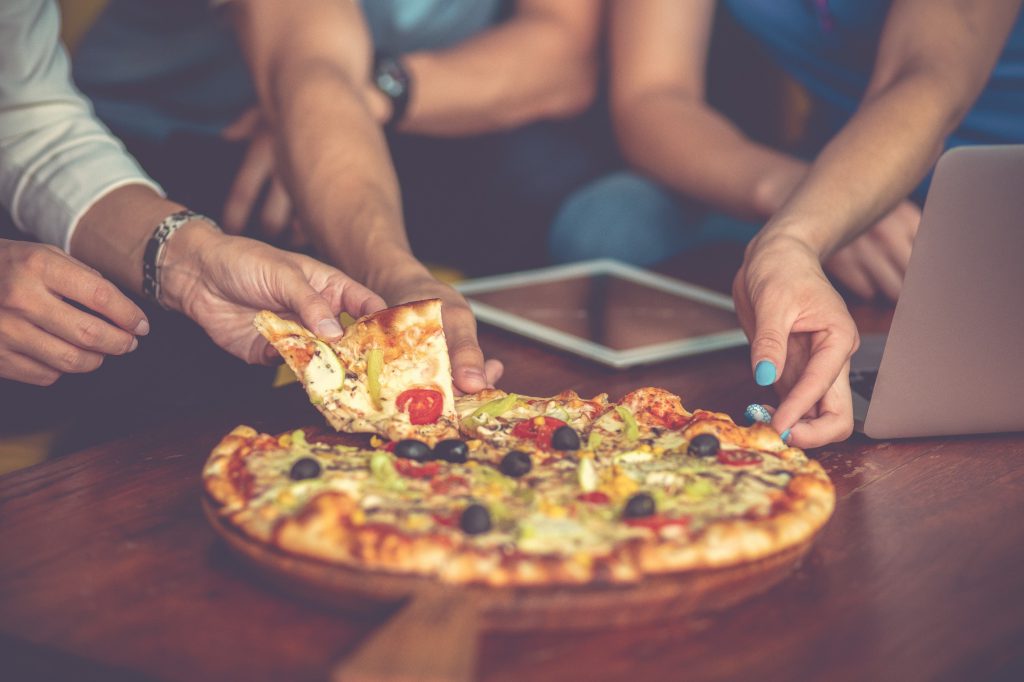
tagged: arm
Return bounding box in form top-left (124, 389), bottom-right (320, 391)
top-left (610, 0), bottom-right (806, 220)
top-left (612, 0), bottom-right (919, 303)
top-left (227, 0), bottom-right (501, 391)
top-left (396, 0), bottom-right (601, 136)
top-left (738, 0), bottom-right (1023, 445)
top-left (0, 0), bottom-right (382, 381)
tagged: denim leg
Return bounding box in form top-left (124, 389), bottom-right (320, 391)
top-left (548, 171), bottom-right (762, 265)
top-left (548, 172), bottom-right (701, 265)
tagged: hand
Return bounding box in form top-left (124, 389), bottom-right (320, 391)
top-left (824, 200), bottom-right (920, 301)
top-left (221, 108), bottom-right (308, 248)
top-left (733, 235), bottom-right (860, 448)
top-left (159, 223), bottom-right (386, 364)
top-left (0, 240), bottom-right (147, 385)
top-left (372, 267), bottom-right (503, 395)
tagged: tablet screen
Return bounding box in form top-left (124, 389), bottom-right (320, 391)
top-left (466, 274), bottom-right (739, 351)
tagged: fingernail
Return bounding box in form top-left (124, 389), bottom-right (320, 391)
top-left (316, 319), bottom-right (343, 338)
top-left (755, 360), bottom-right (776, 386)
top-left (134, 319), bottom-right (150, 336)
top-left (781, 429), bottom-right (791, 443)
top-left (745, 403), bottom-right (772, 425)
top-left (128, 338), bottom-right (139, 352)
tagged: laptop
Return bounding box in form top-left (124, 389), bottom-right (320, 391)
top-left (853, 145), bottom-right (1024, 439)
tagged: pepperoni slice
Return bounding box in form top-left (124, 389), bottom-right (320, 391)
top-left (577, 491), bottom-right (611, 504)
top-left (511, 417), bottom-right (568, 450)
top-left (396, 388), bottom-right (444, 425)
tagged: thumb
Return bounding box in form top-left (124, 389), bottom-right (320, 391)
top-left (280, 274), bottom-right (346, 341)
top-left (749, 297), bottom-right (794, 388)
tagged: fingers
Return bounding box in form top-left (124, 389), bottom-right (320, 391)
top-left (316, 269), bottom-right (386, 319)
top-left (826, 246), bottom-right (878, 300)
top-left (286, 283), bottom-right (346, 341)
top-left (222, 133), bottom-right (275, 234)
top-left (785, 362), bottom-right (855, 448)
top-left (748, 294), bottom-right (795, 391)
top-left (47, 257), bottom-right (149, 335)
top-left (0, 348), bottom-right (60, 386)
top-left (861, 245), bottom-right (904, 302)
top-left (0, 316), bottom-right (104, 376)
top-left (771, 322), bottom-right (858, 434)
top-left (30, 299), bottom-right (139, 356)
top-left (442, 303), bottom-right (489, 394)
top-left (259, 178), bottom-right (293, 241)
top-left (285, 261), bottom-right (386, 340)
top-left (483, 358), bottom-right (504, 388)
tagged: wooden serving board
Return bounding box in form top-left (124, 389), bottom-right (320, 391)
top-left (204, 500), bottom-right (814, 682)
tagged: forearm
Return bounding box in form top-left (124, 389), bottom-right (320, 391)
top-left (757, 0), bottom-right (1021, 259)
top-left (68, 185), bottom-right (186, 296)
top-left (757, 72), bottom-right (958, 258)
top-left (230, 0), bottom-right (425, 289)
top-left (272, 65), bottom-right (424, 287)
top-left (399, 11), bottom-right (597, 136)
top-left (615, 93), bottom-right (807, 219)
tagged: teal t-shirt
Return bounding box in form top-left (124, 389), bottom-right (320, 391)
top-left (724, 0), bottom-right (1024, 148)
top-left (72, 0), bottom-right (503, 141)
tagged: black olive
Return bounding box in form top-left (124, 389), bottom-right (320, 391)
top-left (433, 439), bottom-right (468, 463)
top-left (289, 457), bottom-right (321, 480)
top-left (551, 425), bottom-right (581, 451)
top-left (500, 450), bottom-right (532, 478)
top-left (623, 492), bottom-right (656, 519)
top-left (460, 504), bottom-right (492, 535)
top-left (393, 439), bottom-right (431, 461)
top-left (687, 433), bottom-right (720, 457)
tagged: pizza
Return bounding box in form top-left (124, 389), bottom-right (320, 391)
top-left (203, 391), bottom-right (834, 586)
top-left (204, 302), bottom-right (834, 586)
top-left (254, 299), bottom-right (458, 445)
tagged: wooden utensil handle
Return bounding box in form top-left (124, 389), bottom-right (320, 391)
top-left (332, 591), bottom-right (480, 682)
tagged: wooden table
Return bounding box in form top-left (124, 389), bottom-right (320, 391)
top-left (2, 248), bottom-right (1023, 681)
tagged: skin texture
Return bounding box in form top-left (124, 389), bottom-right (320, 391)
top-left (69, 184), bottom-right (385, 366)
top-left (611, 0), bottom-right (1021, 447)
top-left (0, 239), bottom-right (147, 385)
top-left (220, 0), bottom-right (600, 235)
top-left (219, 0), bottom-right (600, 392)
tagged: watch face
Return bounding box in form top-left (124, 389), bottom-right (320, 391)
top-left (376, 61), bottom-right (407, 98)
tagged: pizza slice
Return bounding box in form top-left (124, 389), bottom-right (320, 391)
top-left (254, 299), bottom-right (459, 444)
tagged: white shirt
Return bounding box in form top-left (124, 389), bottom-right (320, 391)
top-left (0, 0), bottom-right (162, 251)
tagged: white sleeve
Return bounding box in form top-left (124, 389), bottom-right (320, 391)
top-left (0, 0), bottom-right (163, 251)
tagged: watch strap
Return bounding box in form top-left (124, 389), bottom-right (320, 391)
top-left (142, 210), bottom-right (218, 307)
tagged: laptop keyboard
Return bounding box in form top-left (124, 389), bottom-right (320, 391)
top-left (850, 369), bottom-right (880, 400)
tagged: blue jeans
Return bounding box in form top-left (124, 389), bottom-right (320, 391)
top-left (548, 171), bottom-right (760, 265)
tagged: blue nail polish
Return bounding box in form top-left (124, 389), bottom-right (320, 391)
top-left (781, 429), bottom-right (791, 443)
top-left (745, 404), bottom-right (772, 425)
top-left (755, 360), bottom-right (777, 386)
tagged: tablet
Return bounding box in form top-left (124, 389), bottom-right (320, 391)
top-left (455, 259), bottom-right (747, 368)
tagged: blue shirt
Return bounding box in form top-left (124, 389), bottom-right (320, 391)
top-left (72, 0), bottom-right (503, 141)
top-left (725, 0), bottom-right (1024, 148)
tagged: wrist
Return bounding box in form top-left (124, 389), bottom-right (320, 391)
top-left (372, 53), bottom-right (412, 130)
top-left (157, 220), bottom-right (225, 314)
